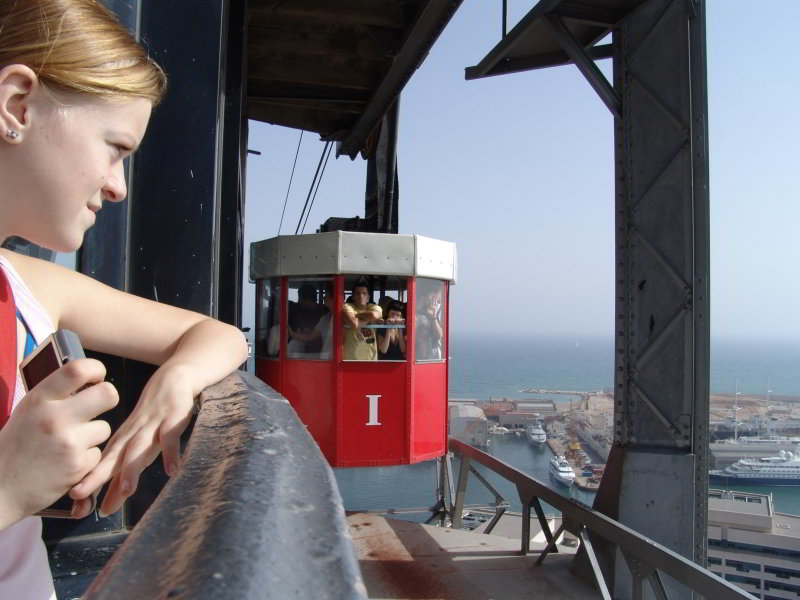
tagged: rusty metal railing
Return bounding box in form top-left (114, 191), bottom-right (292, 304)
top-left (82, 372), bottom-right (366, 600)
top-left (449, 439), bottom-right (755, 600)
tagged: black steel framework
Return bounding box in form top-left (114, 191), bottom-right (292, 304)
top-left (46, 0), bottom-right (248, 563)
top-left (465, 0), bottom-right (710, 597)
top-left (610, 3), bottom-right (711, 596)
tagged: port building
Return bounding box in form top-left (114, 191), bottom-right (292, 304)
top-left (448, 403), bottom-right (489, 448)
top-left (708, 489), bottom-right (800, 599)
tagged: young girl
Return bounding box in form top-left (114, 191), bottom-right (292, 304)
top-left (0, 1), bottom-right (247, 597)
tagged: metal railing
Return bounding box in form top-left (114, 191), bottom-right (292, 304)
top-left (71, 376), bottom-right (757, 599)
top-left (448, 439), bottom-right (756, 600)
top-left (83, 372), bottom-right (366, 600)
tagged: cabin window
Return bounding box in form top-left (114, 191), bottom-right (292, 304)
top-left (415, 278), bottom-right (446, 363)
top-left (256, 278), bottom-right (280, 359)
top-left (286, 277), bottom-right (333, 360)
top-left (342, 275), bottom-right (407, 362)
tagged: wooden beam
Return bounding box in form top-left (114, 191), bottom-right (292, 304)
top-left (248, 56), bottom-right (382, 90)
top-left (247, 80), bottom-right (370, 103)
top-left (250, 97), bottom-right (365, 115)
top-left (249, 0), bottom-right (406, 29)
top-left (248, 101), bottom-right (352, 138)
top-left (249, 25), bottom-right (400, 62)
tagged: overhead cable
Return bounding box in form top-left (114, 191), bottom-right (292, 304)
top-left (278, 130), bottom-right (303, 235)
top-left (301, 142), bottom-right (334, 234)
top-left (295, 141), bottom-right (331, 235)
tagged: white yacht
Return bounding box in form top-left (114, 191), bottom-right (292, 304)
top-left (709, 450), bottom-right (800, 486)
top-left (526, 422), bottom-right (547, 447)
top-left (549, 455), bottom-right (576, 487)
top-left (720, 435), bottom-right (800, 447)
top-left (488, 424), bottom-right (509, 435)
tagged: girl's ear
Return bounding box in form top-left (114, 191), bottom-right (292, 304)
top-left (0, 64), bottom-right (40, 143)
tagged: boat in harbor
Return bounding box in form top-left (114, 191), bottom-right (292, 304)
top-left (526, 421), bottom-right (547, 447)
top-left (489, 424), bottom-right (509, 435)
top-left (714, 435), bottom-right (800, 448)
top-left (709, 450), bottom-right (800, 486)
top-left (549, 455), bottom-right (576, 487)
top-left (575, 476), bottom-right (601, 491)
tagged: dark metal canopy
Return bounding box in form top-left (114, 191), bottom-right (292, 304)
top-left (464, 0), bottom-right (641, 78)
top-left (247, 0), bottom-right (462, 158)
top-left (465, 0), bottom-right (644, 121)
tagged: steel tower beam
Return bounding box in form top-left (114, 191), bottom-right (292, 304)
top-left (466, 0), bottom-right (709, 596)
top-left (604, 1), bottom-right (710, 597)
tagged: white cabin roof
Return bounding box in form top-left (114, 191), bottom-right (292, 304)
top-left (250, 231), bottom-right (457, 283)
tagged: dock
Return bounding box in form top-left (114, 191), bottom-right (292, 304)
top-left (574, 476), bottom-right (601, 491)
top-left (547, 438), bottom-right (566, 455)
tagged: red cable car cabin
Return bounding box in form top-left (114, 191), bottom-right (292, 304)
top-left (250, 231), bottom-right (457, 467)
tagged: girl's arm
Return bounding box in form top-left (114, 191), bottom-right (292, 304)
top-left (376, 330), bottom-right (390, 354)
top-left (397, 327), bottom-right (407, 354)
top-left (6, 251), bottom-right (247, 516)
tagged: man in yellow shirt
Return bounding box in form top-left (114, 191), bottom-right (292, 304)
top-left (343, 278), bottom-right (383, 360)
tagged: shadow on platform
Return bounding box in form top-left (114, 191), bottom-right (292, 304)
top-left (348, 513), bottom-right (599, 600)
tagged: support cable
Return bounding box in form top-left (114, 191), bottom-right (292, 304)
top-left (295, 141), bottom-right (331, 235)
top-left (277, 130), bottom-right (303, 235)
top-left (301, 142), bottom-right (334, 234)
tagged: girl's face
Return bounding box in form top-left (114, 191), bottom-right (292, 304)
top-left (4, 90), bottom-right (151, 252)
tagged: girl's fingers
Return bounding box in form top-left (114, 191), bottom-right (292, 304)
top-left (77, 419), bottom-right (113, 450)
top-left (98, 475), bottom-right (124, 517)
top-left (69, 435), bottom-right (125, 499)
top-left (33, 359), bottom-right (107, 400)
top-left (66, 381), bottom-right (119, 422)
top-left (159, 408), bottom-right (192, 476)
top-left (100, 441), bottom-right (159, 516)
top-left (84, 446), bottom-right (103, 472)
top-left (161, 442), bottom-right (181, 476)
top-left (70, 497), bottom-right (94, 519)
top-left (111, 428), bottom-right (159, 505)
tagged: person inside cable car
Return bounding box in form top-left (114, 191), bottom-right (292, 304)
top-left (287, 282), bottom-right (328, 358)
top-left (258, 280), bottom-right (280, 358)
top-left (342, 277), bottom-right (382, 360)
top-left (287, 282), bottom-right (333, 359)
top-left (416, 278), bottom-right (444, 360)
top-left (377, 300), bottom-right (406, 360)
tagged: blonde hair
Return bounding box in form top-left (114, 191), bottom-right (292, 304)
top-left (0, 0), bottom-right (166, 104)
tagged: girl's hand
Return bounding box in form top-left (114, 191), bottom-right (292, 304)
top-left (0, 359), bottom-right (117, 529)
top-left (69, 363), bottom-right (196, 516)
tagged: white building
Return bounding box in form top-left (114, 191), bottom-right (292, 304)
top-left (448, 403), bottom-right (489, 448)
top-left (708, 489), bottom-right (800, 599)
top-left (516, 400), bottom-right (557, 414)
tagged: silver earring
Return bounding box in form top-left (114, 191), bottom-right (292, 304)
top-left (6, 129), bottom-right (18, 140)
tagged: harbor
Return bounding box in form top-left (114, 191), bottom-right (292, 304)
top-left (442, 388), bottom-right (800, 518)
top-left (337, 430), bottom-right (600, 518)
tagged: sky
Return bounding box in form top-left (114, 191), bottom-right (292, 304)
top-left (242, 0), bottom-right (800, 341)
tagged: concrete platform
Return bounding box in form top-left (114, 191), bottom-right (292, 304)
top-left (348, 513), bottom-right (600, 600)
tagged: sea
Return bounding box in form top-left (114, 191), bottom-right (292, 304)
top-left (334, 333), bottom-right (800, 518)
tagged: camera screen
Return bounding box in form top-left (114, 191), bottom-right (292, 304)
top-left (21, 342), bottom-right (60, 390)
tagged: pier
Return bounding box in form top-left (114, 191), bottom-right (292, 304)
top-left (547, 438), bottom-right (566, 456)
